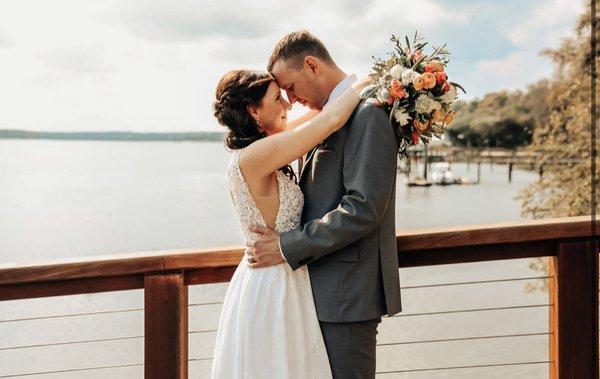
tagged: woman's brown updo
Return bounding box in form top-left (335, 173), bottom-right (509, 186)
top-left (213, 69), bottom-right (296, 183)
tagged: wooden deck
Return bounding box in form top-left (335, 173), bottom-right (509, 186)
top-left (0, 216), bottom-right (598, 378)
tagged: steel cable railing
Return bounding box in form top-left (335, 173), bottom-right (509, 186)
top-left (0, 275), bottom-right (553, 377)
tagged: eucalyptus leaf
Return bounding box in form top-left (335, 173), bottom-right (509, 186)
top-left (449, 82), bottom-right (467, 94)
top-left (359, 84), bottom-right (379, 100)
top-left (390, 99), bottom-right (400, 123)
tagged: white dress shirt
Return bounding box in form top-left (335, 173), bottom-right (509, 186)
top-left (323, 74), bottom-right (357, 109)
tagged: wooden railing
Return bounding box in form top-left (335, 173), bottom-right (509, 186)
top-left (0, 216), bottom-right (598, 378)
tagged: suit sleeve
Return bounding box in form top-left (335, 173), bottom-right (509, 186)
top-left (279, 104), bottom-right (398, 270)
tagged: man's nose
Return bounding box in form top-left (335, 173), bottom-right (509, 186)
top-left (286, 91), bottom-right (297, 105)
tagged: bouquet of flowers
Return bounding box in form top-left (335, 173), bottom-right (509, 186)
top-left (359, 31), bottom-right (465, 156)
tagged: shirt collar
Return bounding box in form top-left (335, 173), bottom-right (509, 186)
top-left (323, 74), bottom-right (357, 109)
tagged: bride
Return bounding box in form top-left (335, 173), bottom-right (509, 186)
top-left (211, 69), bottom-right (369, 378)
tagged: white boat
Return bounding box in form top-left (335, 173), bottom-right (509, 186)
top-left (430, 162), bottom-right (456, 185)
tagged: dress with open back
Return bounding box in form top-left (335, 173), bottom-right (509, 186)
top-left (211, 149), bottom-right (332, 379)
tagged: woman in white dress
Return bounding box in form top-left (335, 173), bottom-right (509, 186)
top-left (211, 69), bottom-right (369, 378)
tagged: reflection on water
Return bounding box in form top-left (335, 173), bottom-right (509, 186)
top-left (0, 140), bottom-right (547, 378)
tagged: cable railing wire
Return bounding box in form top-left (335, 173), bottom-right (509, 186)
top-left (0, 335), bottom-right (143, 351)
top-left (0, 308), bottom-right (143, 323)
top-left (0, 300), bottom-right (223, 323)
top-left (0, 276), bottom-right (551, 323)
top-left (376, 331), bottom-right (552, 347)
top-left (401, 275), bottom-right (552, 290)
top-left (0, 363), bottom-right (144, 378)
top-left (389, 303), bottom-right (551, 318)
top-left (375, 360), bottom-right (552, 375)
top-left (0, 330), bottom-right (552, 355)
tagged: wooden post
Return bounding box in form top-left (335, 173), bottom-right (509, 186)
top-left (548, 240), bottom-right (599, 379)
top-left (145, 272), bottom-right (188, 379)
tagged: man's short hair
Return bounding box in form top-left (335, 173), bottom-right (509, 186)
top-left (267, 30), bottom-right (334, 72)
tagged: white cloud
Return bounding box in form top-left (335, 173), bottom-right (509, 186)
top-left (0, 27), bottom-right (11, 48)
top-left (505, 0), bottom-right (585, 48)
top-left (465, 0), bottom-right (585, 100)
top-left (36, 44), bottom-right (116, 84)
top-left (474, 50), bottom-right (553, 92)
top-left (0, 0), bottom-right (585, 132)
top-left (100, 0), bottom-right (283, 42)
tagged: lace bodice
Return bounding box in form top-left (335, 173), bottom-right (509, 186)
top-left (228, 149), bottom-right (304, 241)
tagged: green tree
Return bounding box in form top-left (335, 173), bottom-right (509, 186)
top-left (515, 2), bottom-right (598, 293)
top-left (447, 84), bottom-right (548, 148)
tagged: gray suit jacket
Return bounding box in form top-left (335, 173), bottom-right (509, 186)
top-left (280, 100), bottom-right (402, 322)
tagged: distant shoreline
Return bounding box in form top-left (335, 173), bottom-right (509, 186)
top-left (0, 129), bottom-right (225, 142)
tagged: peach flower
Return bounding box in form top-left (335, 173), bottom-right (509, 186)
top-left (435, 71), bottom-right (448, 84)
top-left (424, 60), bottom-right (445, 72)
top-left (389, 79), bottom-right (408, 100)
top-left (444, 111), bottom-right (456, 125)
top-left (432, 110), bottom-right (443, 123)
top-left (412, 76), bottom-right (425, 91)
top-left (413, 118), bottom-right (429, 132)
top-left (421, 72), bottom-right (437, 89)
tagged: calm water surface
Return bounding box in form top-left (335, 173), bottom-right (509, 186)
top-left (0, 140), bottom-right (548, 378)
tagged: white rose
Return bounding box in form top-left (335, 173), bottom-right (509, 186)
top-left (401, 69), bottom-right (419, 86)
top-left (439, 84), bottom-right (458, 104)
top-left (390, 64), bottom-right (405, 79)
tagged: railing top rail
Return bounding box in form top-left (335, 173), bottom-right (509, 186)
top-left (0, 216), bottom-right (596, 287)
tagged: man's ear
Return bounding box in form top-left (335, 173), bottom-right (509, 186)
top-left (304, 56), bottom-right (320, 75)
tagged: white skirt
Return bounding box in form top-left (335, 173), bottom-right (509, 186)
top-left (211, 253), bottom-right (332, 379)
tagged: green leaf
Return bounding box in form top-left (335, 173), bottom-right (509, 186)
top-left (389, 100), bottom-right (400, 124)
top-left (449, 82), bottom-right (467, 94)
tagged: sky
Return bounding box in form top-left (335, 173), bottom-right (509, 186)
top-left (0, 0), bottom-right (586, 132)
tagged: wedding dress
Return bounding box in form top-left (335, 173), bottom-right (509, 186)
top-left (211, 149), bottom-right (332, 379)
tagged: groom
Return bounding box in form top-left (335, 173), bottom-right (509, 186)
top-left (247, 30), bottom-right (402, 378)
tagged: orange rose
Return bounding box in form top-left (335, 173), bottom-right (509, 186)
top-left (424, 60), bottom-right (445, 72)
top-left (444, 111), bottom-right (456, 125)
top-left (432, 110), bottom-right (443, 123)
top-left (412, 76), bottom-right (425, 91)
top-left (435, 71), bottom-right (448, 84)
top-left (413, 118), bottom-right (429, 132)
top-left (421, 72), bottom-right (436, 89)
top-left (389, 79), bottom-right (407, 100)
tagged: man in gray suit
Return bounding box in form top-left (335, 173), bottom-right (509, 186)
top-left (247, 30), bottom-right (402, 378)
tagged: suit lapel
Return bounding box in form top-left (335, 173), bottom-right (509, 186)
top-left (300, 146), bottom-right (319, 182)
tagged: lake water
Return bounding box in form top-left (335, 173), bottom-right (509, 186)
top-left (0, 140), bottom-right (549, 378)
